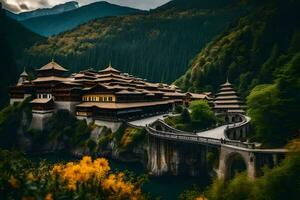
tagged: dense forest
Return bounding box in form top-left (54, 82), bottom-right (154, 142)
top-left (0, 7), bottom-right (43, 108)
top-left (175, 0), bottom-right (300, 147)
top-left (175, 0), bottom-right (300, 97)
top-left (23, 0), bottom-right (246, 84)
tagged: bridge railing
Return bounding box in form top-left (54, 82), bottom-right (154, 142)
top-left (146, 117), bottom-right (256, 149)
top-left (146, 125), bottom-right (221, 146)
top-left (222, 140), bottom-right (255, 149)
top-left (224, 114), bottom-right (251, 139)
top-left (147, 125), bottom-right (256, 148)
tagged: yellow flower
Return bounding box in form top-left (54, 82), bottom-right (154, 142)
top-left (196, 196), bottom-right (206, 200)
top-left (44, 193), bottom-right (53, 200)
top-left (26, 172), bottom-right (36, 181)
top-left (80, 156), bottom-right (92, 166)
top-left (8, 176), bottom-right (20, 188)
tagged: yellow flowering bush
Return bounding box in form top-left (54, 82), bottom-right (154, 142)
top-left (0, 150), bottom-right (146, 200)
top-left (51, 156), bottom-right (143, 199)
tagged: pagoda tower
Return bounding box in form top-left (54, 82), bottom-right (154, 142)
top-left (17, 68), bottom-right (29, 85)
top-left (214, 79), bottom-right (245, 114)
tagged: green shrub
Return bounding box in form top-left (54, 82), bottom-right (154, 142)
top-left (175, 105), bottom-right (183, 113)
top-left (189, 100), bottom-right (216, 127)
top-left (44, 110), bottom-right (91, 149)
top-left (181, 108), bottom-right (191, 123)
top-left (0, 98), bottom-right (32, 149)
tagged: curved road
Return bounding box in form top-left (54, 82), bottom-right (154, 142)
top-left (129, 113), bottom-right (251, 140)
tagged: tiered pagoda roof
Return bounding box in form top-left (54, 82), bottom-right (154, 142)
top-left (98, 63), bottom-right (121, 75)
top-left (36, 60), bottom-right (68, 72)
top-left (214, 80), bottom-right (244, 114)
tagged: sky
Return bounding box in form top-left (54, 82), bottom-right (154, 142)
top-left (1, 0), bottom-right (170, 13)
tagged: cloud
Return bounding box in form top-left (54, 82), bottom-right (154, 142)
top-left (19, 3), bottom-right (28, 10)
top-left (1, 0), bottom-right (50, 13)
top-left (1, 0), bottom-right (170, 13)
top-left (1, 1), bottom-right (21, 12)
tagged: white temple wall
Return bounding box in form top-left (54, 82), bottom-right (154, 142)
top-left (54, 101), bottom-right (80, 113)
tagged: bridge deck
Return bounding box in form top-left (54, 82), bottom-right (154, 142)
top-left (196, 124), bottom-right (228, 139)
top-left (128, 113), bottom-right (169, 127)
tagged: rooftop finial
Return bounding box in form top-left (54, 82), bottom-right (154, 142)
top-left (109, 60), bottom-right (112, 67)
top-left (225, 72), bottom-right (230, 83)
top-left (52, 57), bottom-right (54, 63)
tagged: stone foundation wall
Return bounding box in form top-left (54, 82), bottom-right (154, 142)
top-left (76, 116), bottom-right (122, 132)
top-left (30, 111), bottom-right (53, 131)
top-left (54, 101), bottom-right (80, 113)
top-left (94, 120), bottom-right (122, 132)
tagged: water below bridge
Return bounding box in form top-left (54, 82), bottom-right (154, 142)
top-left (27, 152), bottom-right (210, 200)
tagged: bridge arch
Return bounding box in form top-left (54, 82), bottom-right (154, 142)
top-left (218, 146), bottom-right (256, 180)
top-left (224, 152), bottom-right (248, 180)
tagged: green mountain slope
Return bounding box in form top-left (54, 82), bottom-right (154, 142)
top-left (0, 8), bottom-right (44, 108)
top-left (175, 0), bottom-right (300, 97)
top-left (24, 0), bottom-right (246, 83)
top-left (19, 1), bottom-right (142, 36)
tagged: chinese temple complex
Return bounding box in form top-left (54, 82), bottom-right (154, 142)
top-left (10, 60), bottom-right (244, 130)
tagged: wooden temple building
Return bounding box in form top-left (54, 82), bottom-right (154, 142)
top-left (10, 60), bottom-right (245, 130)
top-left (9, 61), bottom-right (188, 129)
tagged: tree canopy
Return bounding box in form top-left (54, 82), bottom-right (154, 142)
top-left (189, 100), bottom-right (216, 128)
top-left (247, 53), bottom-right (300, 146)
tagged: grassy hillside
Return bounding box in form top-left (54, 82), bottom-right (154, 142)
top-left (175, 0), bottom-right (300, 97)
top-left (20, 2), bottom-right (142, 36)
top-left (0, 8), bottom-right (44, 108)
top-left (24, 0), bottom-right (246, 83)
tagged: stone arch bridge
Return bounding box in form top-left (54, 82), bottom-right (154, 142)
top-left (144, 114), bottom-right (287, 179)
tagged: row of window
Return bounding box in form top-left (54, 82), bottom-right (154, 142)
top-left (37, 94), bottom-right (52, 99)
top-left (82, 96), bottom-right (113, 102)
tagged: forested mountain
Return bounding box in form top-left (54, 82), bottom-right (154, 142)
top-left (23, 0), bottom-right (246, 83)
top-left (6, 1), bottom-right (79, 21)
top-left (17, 2), bottom-right (142, 36)
top-left (175, 0), bottom-right (300, 97)
top-left (155, 0), bottom-right (239, 11)
top-left (0, 7), bottom-right (44, 108)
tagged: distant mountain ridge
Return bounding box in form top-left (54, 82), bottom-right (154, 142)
top-left (17, 1), bottom-right (142, 36)
top-left (24, 0), bottom-right (246, 83)
top-left (155, 0), bottom-right (239, 11)
top-left (6, 1), bottom-right (79, 21)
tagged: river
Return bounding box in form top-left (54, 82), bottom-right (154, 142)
top-left (27, 152), bottom-right (210, 200)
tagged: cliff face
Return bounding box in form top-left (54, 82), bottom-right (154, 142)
top-left (147, 135), bottom-right (208, 176)
top-left (15, 115), bottom-right (148, 164)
